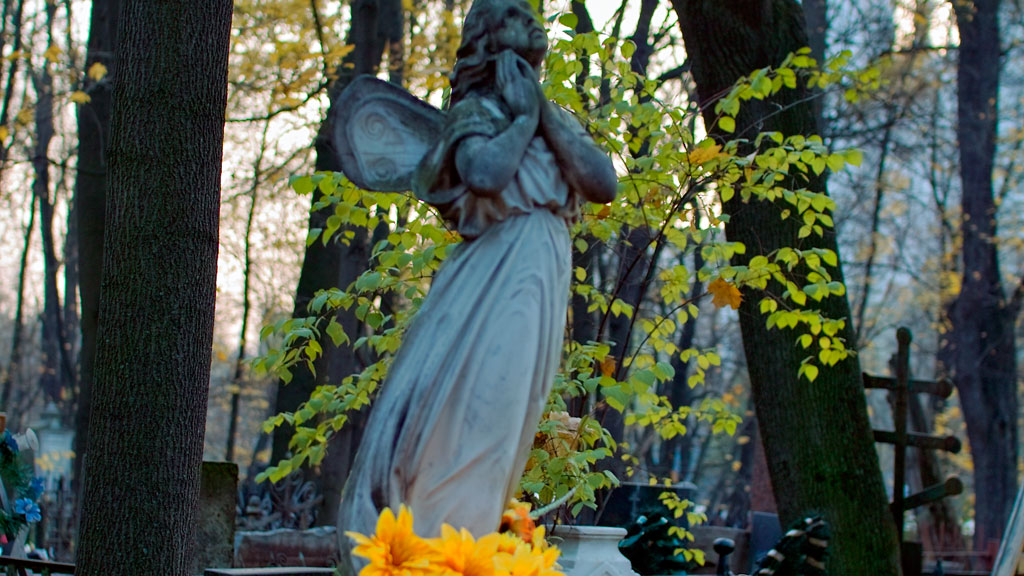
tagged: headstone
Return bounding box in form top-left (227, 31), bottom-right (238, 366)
top-left (234, 527), bottom-right (339, 568)
top-left (749, 511), bottom-right (783, 571)
top-left (195, 461), bottom-right (238, 573)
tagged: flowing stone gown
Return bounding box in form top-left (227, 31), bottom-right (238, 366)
top-left (337, 95), bottom-right (581, 545)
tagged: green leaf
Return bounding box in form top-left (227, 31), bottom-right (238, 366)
top-left (801, 363), bottom-right (819, 382)
top-left (620, 40), bottom-right (636, 59)
top-left (290, 175), bottom-right (314, 195)
top-left (603, 385), bottom-right (631, 412)
top-left (718, 116), bottom-right (735, 133)
top-left (558, 12), bottom-right (578, 29)
top-left (844, 149), bottom-right (863, 166)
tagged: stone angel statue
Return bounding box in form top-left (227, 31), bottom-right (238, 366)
top-left (332, 0), bottom-right (617, 565)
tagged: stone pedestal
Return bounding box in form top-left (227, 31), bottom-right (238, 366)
top-left (549, 526), bottom-right (639, 576)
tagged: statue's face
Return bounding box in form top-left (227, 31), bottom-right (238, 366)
top-left (488, 1), bottom-right (547, 67)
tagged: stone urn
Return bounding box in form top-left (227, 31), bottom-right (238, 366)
top-left (549, 525), bottom-right (640, 576)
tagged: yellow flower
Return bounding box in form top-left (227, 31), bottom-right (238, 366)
top-left (495, 532), bottom-right (525, 556)
top-left (493, 529), bottom-right (562, 576)
top-left (528, 527), bottom-right (560, 571)
top-left (429, 525), bottom-right (498, 576)
top-left (346, 505), bottom-right (439, 576)
top-left (494, 543), bottom-right (545, 576)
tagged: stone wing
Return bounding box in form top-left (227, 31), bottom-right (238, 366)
top-left (332, 75), bottom-right (445, 192)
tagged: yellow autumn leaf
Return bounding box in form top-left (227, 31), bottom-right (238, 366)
top-left (600, 356), bottom-right (616, 378)
top-left (87, 62), bottom-right (108, 81)
top-left (687, 142), bottom-right (723, 166)
top-left (15, 108), bottom-right (32, 125)
top-left (708, 278), bottom-right (742, 310)
top-left (330, 44), bottom-right (356, 60)
top-left (70, 91), bottom-right (92, 104)
top-left (0, 126), bottom-right (8, 142)
top-left (43, 45), bottom-right (62, 63)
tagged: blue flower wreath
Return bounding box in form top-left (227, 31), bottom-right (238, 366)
top-left (0, 432), bottom-right (43, 539)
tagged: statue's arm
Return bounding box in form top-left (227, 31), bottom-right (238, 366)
top-left (539, 102), bottom-right (618, 204)
top-left (454, 114), bottom-right (538, 197)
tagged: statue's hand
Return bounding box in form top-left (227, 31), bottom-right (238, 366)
top-left (497, 50), bottom-right (539, 125)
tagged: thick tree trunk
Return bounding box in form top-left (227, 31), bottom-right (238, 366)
top-left (72, 0), bottom-right (120, 499)
top-left (672, 1), bottom-right (902, 573)
top-left (947, 0), bottom-right (1016, 550)
top-left (74, 1), bottom-right (232, 574)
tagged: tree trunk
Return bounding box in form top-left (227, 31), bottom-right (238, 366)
top-left (226, 123), bottom-right (267, 463)
top-left (947, 0), bottom-right (1016, 550)
top-left (270, 0), bottom-right (402, 527)
top-left (656, 246), bottom-right (703, 480)
top-left (672, 1), bottom-right (902, 573)
top-left (0, 0), bottom-right (24, 170)
top-left (1, 200), bottom-right (35, 411)
top-left (74, 0), bottom-right (232, 574)
top-left (72, 0), bottom-right (120, 499)
top-left (31, 5), bottom-right (69, 407)
top-left (802, 0), bottom-right (827, 65)
top-left (595, 0), bottom-right (659, 487)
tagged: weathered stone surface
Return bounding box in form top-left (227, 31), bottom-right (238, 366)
top-left (234, 527), bottom-right (339, 568)
top-left (195, 461), bottom-right (238, 573)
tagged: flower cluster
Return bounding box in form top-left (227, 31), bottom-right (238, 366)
top-left (0, 430), bottom-right (45, 539)
top-left (347, 503), bottom-right (563, 576)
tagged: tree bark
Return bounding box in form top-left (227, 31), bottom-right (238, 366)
top-left (72, 0), bottom-right (120, 499)
top-left (946, 0), bottom-right (1016, 550)
top-left (672, 1), bottom-right (902, 573)
top-left (74, 0), bottom-right (232, 574)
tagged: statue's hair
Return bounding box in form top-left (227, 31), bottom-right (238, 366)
top-left (449, 0), bottom-right (538, 106)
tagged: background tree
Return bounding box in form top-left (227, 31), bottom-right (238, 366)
top-left (672, 0), bottom-right (902, 572)
top-left (270, 0), bottom-right (405, 525)
top-left (945, 0), bottom-right (1018, 550)
top-left (74, 0), bottom-right (232, 574)
top-left (73, 0), bottom-right (120, 499)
